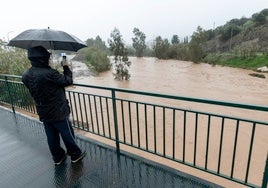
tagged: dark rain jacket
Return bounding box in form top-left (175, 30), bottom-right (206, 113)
top-left (22, 46), bottom-right (73, 122)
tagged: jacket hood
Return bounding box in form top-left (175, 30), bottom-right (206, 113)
top-left (28, 46), bottom-right (50, 67)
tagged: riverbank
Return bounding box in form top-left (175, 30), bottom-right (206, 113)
top-left (204, 52), bottom-right (268, 71)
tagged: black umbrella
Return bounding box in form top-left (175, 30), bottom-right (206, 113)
top-left (8, 28), bottom-right (87, 52)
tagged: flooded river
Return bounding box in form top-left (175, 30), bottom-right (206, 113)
top-left (75, 57), bottom-right (268, 106)
top-left (72, 57), bottom-right (267, 187)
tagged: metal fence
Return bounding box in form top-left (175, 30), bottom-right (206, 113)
top-left (1, 74), bottom-right (267, 188)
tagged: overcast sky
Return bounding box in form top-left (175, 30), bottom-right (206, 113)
top-left (1, 0), bottom-right (267, 44)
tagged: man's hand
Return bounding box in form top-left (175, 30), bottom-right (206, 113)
top-left (61, 56), bottom-right (69, 66)
top-left (62, 60), bottom-right (69, 66)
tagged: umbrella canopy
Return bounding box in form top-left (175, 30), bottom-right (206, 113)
top-left (8, 28), bottom-right (87, 52)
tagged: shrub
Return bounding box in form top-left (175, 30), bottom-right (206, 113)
top-left (75, 47), bottom-right (111, 74)
top-left (84, 47), bottom-right (111, 73)
top-left (0, 48), bottom-right (30, 75)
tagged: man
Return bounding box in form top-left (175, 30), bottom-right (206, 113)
top-left (22, 46), bottom-right (85, 165)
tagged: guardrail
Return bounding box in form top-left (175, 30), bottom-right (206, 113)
top-left (1, 74), bottom-right (267, 188)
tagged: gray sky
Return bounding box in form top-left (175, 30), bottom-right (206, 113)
top-left (1, 0), bottom-right (267, 44)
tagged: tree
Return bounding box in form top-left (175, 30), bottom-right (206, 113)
top-left (191, 26), bottom-right (208, 43)
top-left (108, 28), bottom-right (131, 80)
top-left (189, 26), bottom-right (208, 63)
top-left (229, 17), bottom-right (249, 26)
top-left (171, 35), bottom-right (179, 44)
top-left (86, 36), bottom-right (108, 52)
top-left (252, 12), bottom-right (267, 26)
top-left (153, 36), bottom-right (170, 59)
top-left (242, 20), bottom-right (254, 34)
top-left (220, 24), bottom-right (241, 42)
top-left (183, 36), bottom-right (189, 44)
top-left (132, 28), bottom-right (146, 57)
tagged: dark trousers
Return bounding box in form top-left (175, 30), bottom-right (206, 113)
top-left (43, 118), bottom-right (82, 162)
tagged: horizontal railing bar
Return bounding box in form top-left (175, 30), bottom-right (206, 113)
top-left (73, 83), bottom-right (268, 112)
top-left (115, 97), bottom-right (268, 126)
top-left (0, 74), bottom-right (22, 79)
top-left (0, 79), bottom-right (22, 84)
top-left (66, 90), bottom-right (111, 99)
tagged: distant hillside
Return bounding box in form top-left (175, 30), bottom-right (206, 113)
top-left (206, 23), bottom-right (268, 52)
top-left (205, 9), bottom-right (268, 53)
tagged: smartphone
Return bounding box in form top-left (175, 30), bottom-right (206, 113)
top-left (61, 55), bottom-right (66, 66)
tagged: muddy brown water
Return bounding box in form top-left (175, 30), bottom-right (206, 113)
top-left (75, 57), bottom-right (268, 106)
top-left (72, 57), bottom-right (268, 187)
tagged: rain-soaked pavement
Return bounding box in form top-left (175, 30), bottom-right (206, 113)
top-left (0, 106), bottom-right (221, 188)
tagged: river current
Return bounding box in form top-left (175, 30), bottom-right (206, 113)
top-left (74, 57), bottom-right (268, 106)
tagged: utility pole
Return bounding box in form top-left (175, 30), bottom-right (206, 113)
top-left (229, 27), bottom-right (233, 51)
top-left (7, 31), bottom-right (14, 42)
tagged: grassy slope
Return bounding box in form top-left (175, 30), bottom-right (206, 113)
top-left (216, 54), bottom-right (268, 70)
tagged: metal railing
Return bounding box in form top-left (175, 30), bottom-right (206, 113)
top-left (1, 74), bottom-right (268, 188)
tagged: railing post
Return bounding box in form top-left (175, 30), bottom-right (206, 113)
top-left (262, 153), bottom-right (268, 188)
top-left (111, 89), bottom-right (120, 152)
top-left (4, 76), bottom-right (15, 113)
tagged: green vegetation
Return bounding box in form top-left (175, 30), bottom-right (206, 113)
top-left (132, 28), bottom-right (146, 57)
top-left (153, 36), bottom-right (170, 59)
top-left (108, 28), bottom-right (131, 80)
top-left (0, 48), bottom-right (34, 107)
top-left (171, 35), bottom-right (179, 44)
top-left (0, 48), bottom-right (30, 75)
top-left (77, 47), bottom-right (110, 74)
top-left (204, 53), bottom-right (268, 70)
top-left (86, 36), bottom-right (108, 53)
top-left (74, 36), bottom-right (110, 74)
top-left (189, 26), bottom-right (208, 63)
top-left (148, 8), bottom-right (268, 69)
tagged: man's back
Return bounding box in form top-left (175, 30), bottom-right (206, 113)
top-left (21, 46), bottom-right (85, 165)
top-left (22, 46), bottom-right (73, 122)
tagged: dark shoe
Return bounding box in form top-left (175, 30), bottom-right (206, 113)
top-left (71, 151), bottom-right (86, 163)
top-left (54, 154), bottom-right (67, 166)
